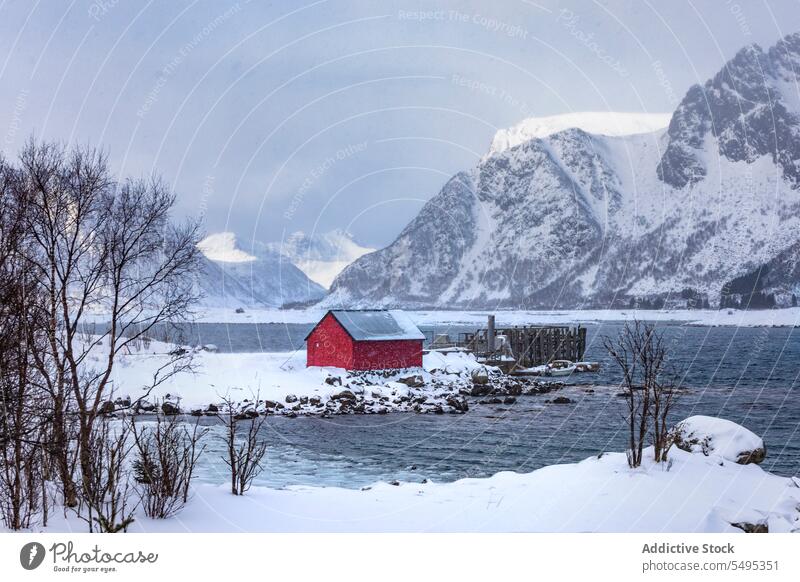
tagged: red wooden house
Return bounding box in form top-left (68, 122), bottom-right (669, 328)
top-left (305, 309), bottom-right (424, 370)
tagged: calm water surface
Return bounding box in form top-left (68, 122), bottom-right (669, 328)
top-left (148, 321), bottom-right (800, 486)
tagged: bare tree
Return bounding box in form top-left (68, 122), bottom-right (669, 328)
top-left (217, 397), bottom-right (268, 496)
top-left (0, 155), bottom-right (47, 529)
top-left (15, 139), bottom-right (201, 514)
top-left (131, 415), bottom-right (207, 518)
top-left (651, 369), bottom-right (680, 463)
top-left (603, 320), bottom-right (679, 467)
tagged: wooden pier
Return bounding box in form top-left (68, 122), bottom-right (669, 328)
top-left (428, 316), bottom-right (587, 371)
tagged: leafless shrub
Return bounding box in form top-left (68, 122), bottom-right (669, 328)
top-left (131, 416), bottom-right (208, 518)
top-left (603, 320), bottom-right (680, 467)
top-left (217, 396), bottom-right (268, 496)
top-left (79, 417), bottom-right (136, 533)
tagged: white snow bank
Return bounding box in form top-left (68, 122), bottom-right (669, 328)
top-left (21, 445), bottom-right (800, 533)
top-left (110, 347), bottom-right (331, 408)
top-left (107, 344), bottom-right (487, 413)
top-left (673, 416), bottom-right (766, 464)
top-left (423, 350), bottom-right (487, 376)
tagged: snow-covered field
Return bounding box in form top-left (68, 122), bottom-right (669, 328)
top-left (193, 307), bottom-right (800, 327)
top-left (21, 437), bottom-right (800, 533)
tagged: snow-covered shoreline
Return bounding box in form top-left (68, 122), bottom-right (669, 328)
top-left (110, 344), bottom-right (557, 417)
top-left (189, 307), bottom-right (800, 328)
top-left (17, 440), bottom-right (800, 533)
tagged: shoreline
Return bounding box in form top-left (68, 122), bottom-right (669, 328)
top-left (132, 307), bottom-right (800, 328)
top-left (13, 439), bottom-right (799, 533)
top-left (112, 346), bottom-right (570, 418)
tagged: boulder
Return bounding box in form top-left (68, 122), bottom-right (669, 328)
top-left (552, 396), bottom-right (573, 404)
top-left (331, 390), bottom-right (357, 402)
top-left (672, 416), bottom-right (766, 464)
top-left (731, 521), bottom-right (768, 533)
top-left (206, 403), bottom-right (219, 413)
top-left (99, 401), bottom-right (116, 415)
top-left (397, 374), bottom-right (424, 388)
top-left (471, 369), bottom-right (489, 385)
top-left (161, 401), bottom-right (180, 415)
top-left (446, 396), bottom-right (469, 413)
top-left (136, 399), bottom-right (157, 413)
top-left (285, 394), bottom-right (298, 403)
top-left (470, 384), bottom-right (492, 397)
top-left (234, 408), bottom-right (259, 420)
top-left (503, 396), bottom-right (517, 405)
top-left (114, 396), bottom-right (132, 408)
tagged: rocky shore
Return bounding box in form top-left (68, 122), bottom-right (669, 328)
top-left (112, 350), bottom-right (569, 418)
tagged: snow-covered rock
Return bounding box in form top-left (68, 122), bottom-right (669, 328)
top-left (195, 232), bottom-right (326, 309)
top-left (423, 350), bottom-right (488, 377)
top-left (672, 415), bottom-right (767, 465)
top-left (329, 32), bottom-right (800, 309)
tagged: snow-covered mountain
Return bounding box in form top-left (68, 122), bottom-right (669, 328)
top-left (267, 229), bottom-right (375, 289)
top-left (487, 111), bottom-right (671, 157)
top-left (195, 232), bottom-right (326, 309)
top-left (327, 33), bottom-right (800, 310)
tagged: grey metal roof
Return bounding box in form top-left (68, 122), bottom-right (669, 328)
top-left (328, 309), bottom-right (424, 341)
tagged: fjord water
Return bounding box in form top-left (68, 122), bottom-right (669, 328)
top-left (164, 321), bottom-right (799, 486)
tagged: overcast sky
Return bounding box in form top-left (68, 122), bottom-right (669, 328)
top-left (1, 0), bottom-right (798, 248)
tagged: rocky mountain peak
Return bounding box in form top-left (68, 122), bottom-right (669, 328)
top-left (658, 32), bottom-right (800, 189)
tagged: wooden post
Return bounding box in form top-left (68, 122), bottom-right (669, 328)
top-left (487, 315), bottom-right (495, 354)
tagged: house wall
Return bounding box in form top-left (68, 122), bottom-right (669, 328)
top-left (307, 313), bottom-right (354, 368)
top-left (352, 339), bottom-right (423, 370)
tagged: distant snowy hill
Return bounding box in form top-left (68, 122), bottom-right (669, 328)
top-left (487, 111), bottom-right (671, 156)
top-left (195, 232), bottom-right (326, 309)
top-left (328, 33), bottom-right (800, 310)
top-left (267, 230), bottom-right (375, 289)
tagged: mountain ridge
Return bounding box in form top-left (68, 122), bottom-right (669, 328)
top-left (195, 232), bottom-right (326, 309)
top-left (326, 32), bottom-right (800, 310)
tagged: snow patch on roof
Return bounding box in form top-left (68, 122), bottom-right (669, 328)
top-left (329, 309), bottom-right (424, 341)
